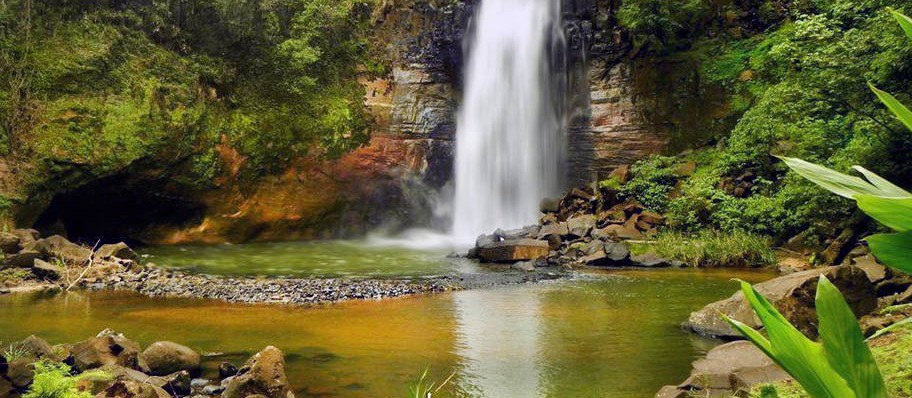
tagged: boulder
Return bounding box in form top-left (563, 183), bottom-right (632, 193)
top-left (686, 266), bottom-right (877, 339)
top-left (99, 379), bottom-right (171, 398)
top-left (655, 385), bottom-right (688, 398)
top-left (6, 358), bottom-right (33, 389)
top-left (511, 261), bottom-right (536, 272)
top-left (32, 236), bottom-right (92, 265)
top-left (539, 197), bottom-right (561, 213)
top-left (579, 243), bottom-right (629, 266)
top-left (592, 224), bottom-right (642, 240)
top-left (32, 259), bottom-right (64, 281)
top-left (18, 335), bottom-right (55, 360)
top-left (566, 215), bottom-right (597, 238)
top-left (0, 377), bottom-right (13, 398)
top-left (638, 211), bottom-right (665, 226)
top-left (139, 342), bottom-right (201, 376)
top-left (218, 362), bottom-right (238, 380)
top-left (3, 250), bottom-right (40, 269)
top-left (608, 165), bottom-right (630, 183)
top-left (477, 239), bottom-right (549, 263)
top-left (629, 253), bottom-right (674, 268)
top-left (536, 223), bottom-right (569, 239)
top-left (9, 229), bottom-right (38, 247)
top-left (221, 346), bottom-right (293, 398)
top-left (95, 243), bottom-right (138, 261)
top-left (0, 233), bottom-right (20, 254)
top-left (662, 341), bottom-right (789, 397)
top-left (71, 330), bottom-right (141, 371)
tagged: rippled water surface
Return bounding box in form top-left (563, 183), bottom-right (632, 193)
top-left (0, 268), bottom-right (772, 398)
top-left (142, 240), bottom-right (466, 278)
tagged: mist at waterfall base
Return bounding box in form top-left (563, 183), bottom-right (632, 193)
top-left (374, 0), bottom-right (568, 250)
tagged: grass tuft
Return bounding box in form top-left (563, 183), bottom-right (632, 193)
top-left (628, 229), bottom-right (776, 267)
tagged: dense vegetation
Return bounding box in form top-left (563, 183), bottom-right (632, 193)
top-left (0, 0), bottom-right (377, 205)
top-left (615, 0), bottom-right (912, 249)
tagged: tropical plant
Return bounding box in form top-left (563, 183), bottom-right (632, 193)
top-left (777, 9), bottom-right (912, 275)
top-left (1, 341), bottom-right (28, 362)
top-left (725, 276), bottom-right (887, 398)
top-left (23, 360), bottom-right (111, 398)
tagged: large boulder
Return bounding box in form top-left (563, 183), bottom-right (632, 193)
top-left (95, 243), bottom-right (138, 261)
top-left (592, 224), bottom-right (642, 240)
top-left (99, 379), bottom-right (171, 398)
top-left (686, 265), bottom-right (877, 339)
top-left (0, 233), bottom-right (20, 254)
top-left (139, 342), bottom-right (200, 376)
top-left (6, 358), bottom-right (33, 389)
top-left (70, 330), bottom-right (141, 371)
top-left (17, 335), bottom-right (55, 360)
top-left (536, 223), bottom-right (569, 239)
top-left (32, 236), bottom-right (93, 265)
top-left (657, 341), bottom-right (790, 397)
top-left (566, 215), bottom-right (597, 238)
top-left (3, 250), bottom-right (39, 269)
top-left (221, 346), bottom-right (293, 398)
top-left (477, 239), bottom-right (549, 263)
top-left (32, 259), bottom-right (64, 281)
top-left (579, 242), bottom-right (630, 266)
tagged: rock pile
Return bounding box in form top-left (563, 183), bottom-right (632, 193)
top-left (469, 185), bottom-right (677, 269)
top-left (0, 330), bottom-right (293, 398)
top-left (0, 230), bottom-right (138, 290)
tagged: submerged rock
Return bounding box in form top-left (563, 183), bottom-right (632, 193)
top-left (139, 341), bottom-right (201, 376)
top-left (221, 346), bottom-right (293, 398)
top-left (685, 265), bottom-right (877, 339)
top-left (477, 239), bottom-right (549, 263)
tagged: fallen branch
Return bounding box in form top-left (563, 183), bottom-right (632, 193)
top-left (66, 240), bottom-right (100, 292)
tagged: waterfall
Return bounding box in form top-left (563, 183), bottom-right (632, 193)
top-left (451, 0), bottom-right (567, 242)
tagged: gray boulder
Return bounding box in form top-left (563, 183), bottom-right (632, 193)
top-left (139, 341), bottom-right (201, 376)
top-left (686, 265), bottom-right (877, 339)
top-left (221, 346), bottom-right (294, 398)
top-left (658, 340), bottom-right (790, 397)
top-left (566, 215), bottom-right (597, 238)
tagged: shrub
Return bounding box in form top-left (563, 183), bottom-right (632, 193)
top-left (620, 155), bottom-right (680, 212)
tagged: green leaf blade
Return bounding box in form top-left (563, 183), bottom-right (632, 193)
top-left (866, 231), bottom-right (912, 274)
top-left (870, 84), bottom-right (912, 133)
top-left (891, 9), bottom-right (912, 41)
top-left (816, 276), bottom-right (888, 398)
top-left (777, 156), bottom-right (910, 199)
top-left (855, 195), bottom-right (912, 232)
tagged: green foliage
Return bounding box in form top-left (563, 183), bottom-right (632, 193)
top-left (628, 229), bottom-right (775, 267)
top-left (620, 156), bottom-right (680, 212)
top-left (726, 276), bottom-right (887, 398)
top-left (2, 341), bottom-right (28, 362)
top-left (616, 0), bottom-right (709, 52)
top-left (23, 360), bottom-right (111, 398)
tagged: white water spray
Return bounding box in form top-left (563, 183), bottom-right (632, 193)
top-left (451, 0), bottom-right (567, 242)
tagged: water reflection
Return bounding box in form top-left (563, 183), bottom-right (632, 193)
top-left (0, 269), bottom-right (772, 397)
top-left (454, 288), bottom-right (544, 397)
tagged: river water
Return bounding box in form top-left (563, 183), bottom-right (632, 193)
top-left (0, 245), bottom-right (771, 398)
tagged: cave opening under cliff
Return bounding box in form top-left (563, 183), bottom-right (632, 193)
top-left (32, 174), bottom-right (207, 246)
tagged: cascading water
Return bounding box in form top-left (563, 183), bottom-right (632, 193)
top-left (451, 0), bottom-right (567, 242)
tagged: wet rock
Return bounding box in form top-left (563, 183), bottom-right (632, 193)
top-left (202, 385), bottom-right (225, 395)
top-left (139, 341), bottom-right (201, 376)
top-left (156, 371), bottom-right (192, 396)
top-left (7, 358), bottom-right (34, 389)
top-left (96, 243), bottom-right (138, 261)
top-left (592, 224), bottom-right (641, 240)
top-left (851, 255), bottom-right (887, 283)
top-left (71, 330), bottom-right (141, 371)
top-left (218, 362), bottom-right (238, 380)
top-left (655, 385), bottom-right (688, 398)
top-left (511, 261), bottom-right (536, 272)
top-left (0, 233), bottom-right (21, 254)
top-left (18, 335), bottom-right (55, 360)
top-left (190, 378), bottom-right (209, 389)
top-left (99, 379), bottom-right (171, 398)
top-left (32, 236), bottom-right (93, 265)
top-left (3, 250), bottom-right (40, 269)
top-left (665, 340), bottom-right (789, 397)
top-left (221, 346), bottom-right (293, 398)
top-left (603, 242), bottom-right (630, 262)
top-left (566, 215), bottom-right (597, 238)
top-left (477, 239), bottom-right (549, 263)
top-left (686, 266), bottom-right (877, 339)
top-left (32, 259), bottom-right (64, 281)
top-left (629, 253), bottom-right (673, 268)
top-left (539, 197), bottom-right (561, 213)
top-left (580, 242), bottom-right (629, 266)
top-left (536, 223), bottom-right (569, 239)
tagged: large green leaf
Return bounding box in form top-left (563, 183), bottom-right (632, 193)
top-left (726, 280), bottom-right (856, 398)
top-left (778, 156), bottom-right (912, 199)
top-left (855, 195), bottom-right (912, 232)
top-left (870, 84), bottom-right (912, 133)
top-left (891, 9), bottom-right (912, 41)
top-left (866, 231), bottom-right (912, 274)
top-left (816, 276), bottom-right (888, 398)
top-left (852, 166), bottom-right (912, 197)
